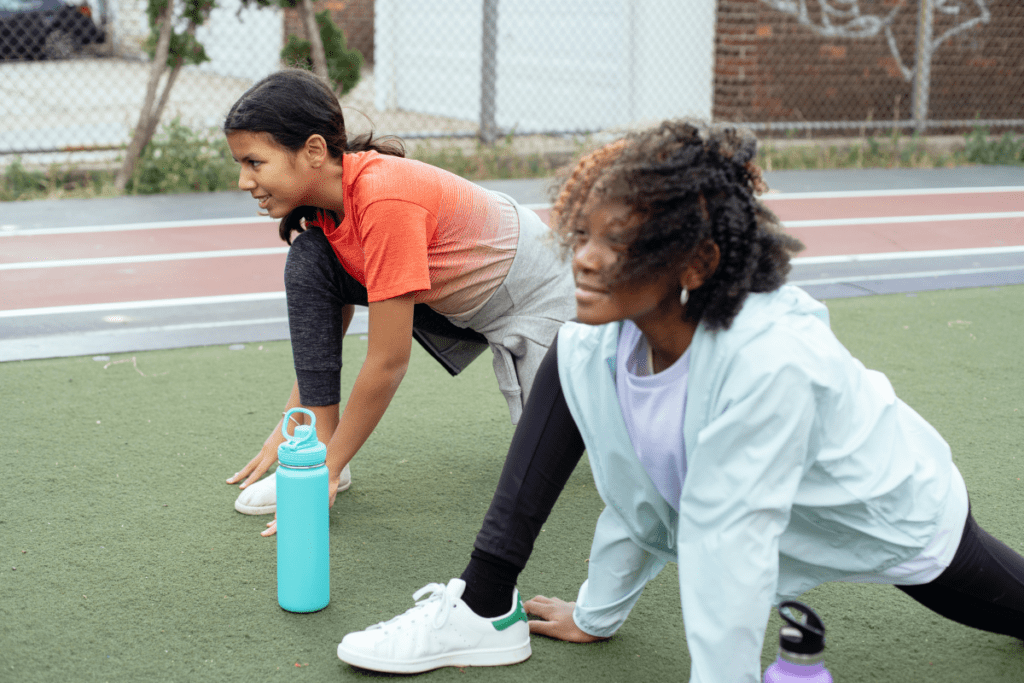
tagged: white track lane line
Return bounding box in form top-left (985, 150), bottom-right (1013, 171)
top-left (0, 216), bottom-right (277, 237)
top-left (796, 245), bottom-right (1024, 265)
top-left (0, 292), bottom-right (286, 318)
top-left (0, 247), bottom-right (289, 271)
top-left (761, 186), bottom-right (1023, 200)
top-left (1, 186), bottom-right (1020, 237)
top-left (785, 211), bottom-right (1023, 229)
top-left (792, 264), bottom-right (1024, 288)
top-left (63, 317), bottom-right (289, 336)
top-left (4, 245), bottom-right (1023, 320)
top-left (3, 214), bottom-right (1021, 271)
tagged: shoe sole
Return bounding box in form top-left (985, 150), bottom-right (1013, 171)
top-left (234, 477), bottom-right (352, 516)
top-left (336, 641), bottom-right (531, 674)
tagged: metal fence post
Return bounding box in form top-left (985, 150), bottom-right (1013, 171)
top-left (479, 0), bottom-right (499, 145)
top-left (911, 0), bottom-right (935, 134)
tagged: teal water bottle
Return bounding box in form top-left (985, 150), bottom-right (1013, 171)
top-left (276, 407), bottom-right (330, 613)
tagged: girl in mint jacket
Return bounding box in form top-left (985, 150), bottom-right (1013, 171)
top-left (337, 121), bottom-right (1024, 681)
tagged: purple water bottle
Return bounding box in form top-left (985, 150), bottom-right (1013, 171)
top-left (763, 601), bottom-right (833, 683)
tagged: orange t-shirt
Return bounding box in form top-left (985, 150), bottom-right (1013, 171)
top-left (310, 151), bottom-right (519, 318)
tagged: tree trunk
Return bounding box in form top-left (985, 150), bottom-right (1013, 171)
top-left (115, 0), bottom-right (174, 191)
top-left (141, 21), bottom-right (195, 146)
top-left (298, 0), bottom-right (328, 81)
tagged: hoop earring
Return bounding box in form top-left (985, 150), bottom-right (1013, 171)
top-left (680, 287), bottom-right (689, 306)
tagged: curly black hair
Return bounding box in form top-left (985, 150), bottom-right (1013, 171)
top-left (552, 120), bottom-right (804, 330)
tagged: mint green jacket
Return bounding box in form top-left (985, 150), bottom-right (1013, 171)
top-left (557, 285), bottom-right (956, 683)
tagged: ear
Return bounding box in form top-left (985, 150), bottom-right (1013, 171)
top-left (302, 134), bottom-right (329, 168)
top-left (680, 240), bottom-right (721, 292)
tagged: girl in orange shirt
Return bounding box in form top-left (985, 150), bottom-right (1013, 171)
top-left (222, 69), bottom-right (574, 535)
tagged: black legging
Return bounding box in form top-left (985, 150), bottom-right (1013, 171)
top-left (472, 339), bottom-right (585, 566)
top-left (284, 226), bottom-right (489, 407)
top-left (460, 338), bottom-right (584, 616)
top-left (898, 509), bottom-right (1024, 639)
top-left (462, 339), bottom-right (1024, 640)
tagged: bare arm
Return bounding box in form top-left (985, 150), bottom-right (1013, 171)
top-left (323, 294), bottom-right (414, 482)
top-left (227, 304), bottom-right (357, 489)
top-left (227, 381), bottom-right (303, 488)
top-left (259, 295), bottom-right (415, 536)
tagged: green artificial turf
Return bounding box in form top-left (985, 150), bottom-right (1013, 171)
top-left (1, 285), bottom-right (1022, 682)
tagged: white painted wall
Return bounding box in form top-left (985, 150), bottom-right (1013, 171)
top-left (107, 0), bottom-right (148, 59)
top-left (195, 0), bottom-right (283, 83)
top-left (494, 0), bottom-right (630, 132)
top-left (108, 0), bottom-right (282, 83)
top-left (374, 0), bottom-right (716, 133)
top-left (373, 0), bottom-right (483, 122)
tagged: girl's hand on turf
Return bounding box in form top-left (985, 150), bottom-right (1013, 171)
top-left (524, 595), bottom-right (607, 643)
top-left (227, 441), bottom-right (278, 489)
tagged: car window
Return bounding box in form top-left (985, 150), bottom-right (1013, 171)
top-left (0, 0), bottom-right (45, 11)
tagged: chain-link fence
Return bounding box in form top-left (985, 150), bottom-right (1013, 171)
top-left (1, 0), bottom-right (1021, 165)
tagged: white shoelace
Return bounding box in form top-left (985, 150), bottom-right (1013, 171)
top-left (372, 582), bottom-right (453, 633)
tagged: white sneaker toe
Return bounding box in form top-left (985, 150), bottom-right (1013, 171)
top-left (337, 463), bottom-right (352, 493)
top-left (234, 472), bottom-right (277, 515)
top-left (234, 464), bottom-right (351, 515)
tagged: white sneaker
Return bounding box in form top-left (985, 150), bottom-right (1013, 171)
top-left (337, 578), bottom-right (531, 673)
top-left (233, 464), bottom-right (351, 515)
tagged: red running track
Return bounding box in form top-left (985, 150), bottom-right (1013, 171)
top-left (2, 189), bottom-right (1022, 313)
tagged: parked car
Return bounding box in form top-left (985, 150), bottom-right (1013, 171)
top-left (0, 0), bottom-right (104, 61)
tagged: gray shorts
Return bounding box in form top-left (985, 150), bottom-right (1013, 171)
top-left (283, 192), bottom-right (574, 425)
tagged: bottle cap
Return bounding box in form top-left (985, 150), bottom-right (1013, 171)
top-left (777, 600), bottom-right (826, 657)
top-left (277, 408), bottom-right (327, 467)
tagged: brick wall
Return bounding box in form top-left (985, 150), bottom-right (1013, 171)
top-left (282, 0), bottom-right (1022, 127)
top-left (284, 0), bottom-right (375, 65)
top-left (714, 0), bottom-right (1023, 128)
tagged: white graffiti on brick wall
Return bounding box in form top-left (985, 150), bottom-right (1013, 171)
top-left (760, 0), bottom-right (991, 80)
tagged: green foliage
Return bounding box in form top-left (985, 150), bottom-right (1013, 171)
top-left (964, 126), bottom-right (1024, 165)
top-left (410, 133), bottom-right (567, 181)
top-left (0, 158), bottom-right (45, 200)
top-left (758, 129), bottom-right (959, 171)
top-left (4, 124), bottom-right (1022, 202)
top-left (143, 0), bottom-right (214, 67)
top-left (126, 118), bottom-right (238, 195)
top-left (280, 10), bottom-right (362, 96)
top-left (0, 157), bottom-right (109, 201)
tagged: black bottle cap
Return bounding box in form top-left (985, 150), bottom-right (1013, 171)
top-left (777, 600), bottom-right (826, 656)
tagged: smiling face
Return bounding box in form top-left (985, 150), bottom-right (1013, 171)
top-left (226, 131), bottom-right (311, 219)
top-left (571, 195), bottom-right (682, 328)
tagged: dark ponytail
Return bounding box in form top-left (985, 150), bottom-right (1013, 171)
top-left (224, 68), bottom-right (405, 243)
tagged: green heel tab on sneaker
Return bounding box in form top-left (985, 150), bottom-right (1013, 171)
top-left (491, 593), bottom-right (528, 631)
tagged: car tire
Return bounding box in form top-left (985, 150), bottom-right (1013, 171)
top-left (43, 29), bottom-right (76, 60)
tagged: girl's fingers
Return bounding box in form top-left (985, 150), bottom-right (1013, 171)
top-left (241, 469), bottom-right (265, 489)
top-left (528, 619), bottom-right (560, 638)
top-left (524, 595), bottom-right (564, 619)
top-left (227, 452), bottom-right (263, 484)
top-left (261, 518), bottom-right (278, 537)
top-left (524, 595), bottom-right (553, 614)
top-left (240, 453), bottom-right (277, 489)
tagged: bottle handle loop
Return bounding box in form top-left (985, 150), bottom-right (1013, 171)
top-left (282, 407), bottom-right (317, 440)
top-left (777, 600), bottom-right (826, 656)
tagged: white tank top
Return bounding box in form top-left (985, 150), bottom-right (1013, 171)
top-left (615, 320), bottom-right (691, 511)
